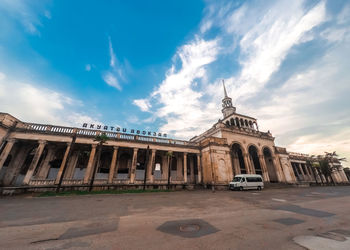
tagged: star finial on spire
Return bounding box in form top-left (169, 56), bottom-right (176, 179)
top-left (222, 79), bottom-right (228, 98)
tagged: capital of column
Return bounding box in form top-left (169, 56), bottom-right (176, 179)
top-left (151, 149), bottom-right (156, 153)
top-left (184, 152), bottom-right (188, 156)
top-left (38, 140), bottom-right (47, 145)
top-left (7, 138), bottom-right (17, 143)
top-left (66, 142), bottom-right (72, 146)
top-left (133, 148), bottom-right (139, 152)
top-left (91, 144), bottom-right (98, 149)
top-left (113, 146), bottom-right (119, 150)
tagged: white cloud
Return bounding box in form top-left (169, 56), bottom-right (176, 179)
top-left (133, 99), bottom-right (151, 112)
top-left (0, 72), bottom-right (100, 127)
top-left (228, 1), bottom-right (326, 99)
top-left (85, 64), bottom-right (91, 71)
top-left (132, 0), bottom-right (349, 166)
top-left (102, 36), bottom-right (127, 90)
top-left (133, 37), bottom-right (220, 138)
top-left (102, 72), bottom-right (121, 90)
top-left (0, 0), bottom-right (49, 35)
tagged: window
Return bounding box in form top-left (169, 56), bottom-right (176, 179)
top-left (233, 177), bottom-right (241, 182)
top-left (246, 177), bottom-right (262, 182)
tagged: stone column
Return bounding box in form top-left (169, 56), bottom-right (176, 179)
top-left (108, 146), bottom-right (119, 184)
top-left (232, 153), bottom-right (241, 176)
top-left (183, 153), bottom-right (188, 183)
top-left (147, 149), bottom-right (156, 182)
top-left (258, 154), bottom-right (270, 182)
top-left (55, 142), bottom-right (72, 184)
top-left (243, 153), bottom-right (252, 174)
top-left (83, 144), bottom-right (97, 184)
top-left (37, 145), bottom-right (56, 179)
top-left (297, 163), bottom-right (305, 181)
top-left (3, 146), bottom-right (31, 186)
top-left (196, 153), bottom-right (202, 184)
top-left (23, 140), bottom-right (47, 185)
top-left (0, 138), bottom-right (16, 172)
top-left (130, 148), bottom-right (138, 183)
top-left (64, 150), bottom-right (79, 179)
top-left (161, 155), bottom-right (168, 180)
top-left (272, 156), bottom-right (283, 182)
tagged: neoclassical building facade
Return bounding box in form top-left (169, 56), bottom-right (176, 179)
top-left (0, 85), bottom-right (348, 191)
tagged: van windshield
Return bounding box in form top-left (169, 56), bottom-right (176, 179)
top-left (232, 177), bottom-right (241, 182)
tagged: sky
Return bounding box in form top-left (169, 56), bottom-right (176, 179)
top-left (0, 0), bottom-right (349, 167)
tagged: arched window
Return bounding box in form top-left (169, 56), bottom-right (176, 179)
top-left (244, 120), bottom-right (248, 127)
top-left (232, 143), bottom-right (246, 174)
top-left (230, 118), bottom-right (235, 126)
top-left (240, 118), bottom-right (244, 127)
top-left (248, 145), bottom-right (262, 175)
top-left (235, 117), bottom-right (240, 127)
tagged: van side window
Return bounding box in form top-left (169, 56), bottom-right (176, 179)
top-left (246, 177), bottom-right (262, 182)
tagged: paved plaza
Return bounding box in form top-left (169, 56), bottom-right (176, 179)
top-left (1, 186), bottom-right (350, 249)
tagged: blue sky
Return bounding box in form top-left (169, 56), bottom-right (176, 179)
top-left (0, 0), bottom-right (349, 166)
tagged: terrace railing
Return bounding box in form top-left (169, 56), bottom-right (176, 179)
top-left (16, 122), bottom-right (198, 147)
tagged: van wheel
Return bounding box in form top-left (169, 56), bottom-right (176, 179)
top-left (239, 187), bottom-right (243, 191)
top-left (257, 186), bottom-right (262, 191)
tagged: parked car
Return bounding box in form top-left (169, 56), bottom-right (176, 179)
top-left (229, 174), bottom-right (264, 191)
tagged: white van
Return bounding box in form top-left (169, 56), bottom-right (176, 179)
top-left (229, 174), bottom-right (264, 191)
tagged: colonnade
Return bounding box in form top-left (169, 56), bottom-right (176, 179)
top-left (231, 144), bottom-right (282, 183)
top-left (0, 138), bottom-right (202, 187)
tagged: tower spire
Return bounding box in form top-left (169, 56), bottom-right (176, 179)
top-left (222, 79), bottom-right (228, 98)
top-left (221, 79), bottom-right (236, 118)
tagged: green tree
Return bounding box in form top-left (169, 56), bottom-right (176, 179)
top-left (89, 133), bottom-right (108, 191)
top-left (320, 151), bottom-right (346, 185)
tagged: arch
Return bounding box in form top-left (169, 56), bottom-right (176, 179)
top-left (248, 120), bottom-right (253, 128)
top-left (225, 121), bottom-right (230, 127)
top-left (263, 147), bottom-right (278, 182)
top-left (248, 145), bottom-right (262, 175)
top-left (231, 143), bottom-right (246, 175)
top-left (235, 117), bottom-right (240, 127)
top-left (230, 118), bottom-right (235, 126)
top-left (240, 118), bottom-right (244, 127)
top-left (244, 119), bottom-right (248, 127)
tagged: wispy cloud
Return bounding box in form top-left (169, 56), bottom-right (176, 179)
top-left (133, 0), bottom-right (350, 165)
top-left (102, 36), bottom-right (127, 91)
top-left (134, 37), bottom-right (220, 138)
top-left (0, 71), bottom-right (101, 127)
top-left (0, 0), bottom-right (51, 35)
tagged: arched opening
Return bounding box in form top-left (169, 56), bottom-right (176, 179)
top-left (244, 120), bottom-right (248, 127)
top-left (248, 145), bottom-right (262, 175)
top-left (235, 117), bottom-right (240, 127)
top-left (231, 143), bottom-right (246, 175)
top-left (240, 118), bottom-right (244, 127)
top-left (230, 118), bottom-right (235, 126)
top-left (263, 147), bottom-right (278, 182)
top-left (249, 121), bottom-right (253, 129)
top-left (225, 121), bottom-right (230, 127)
